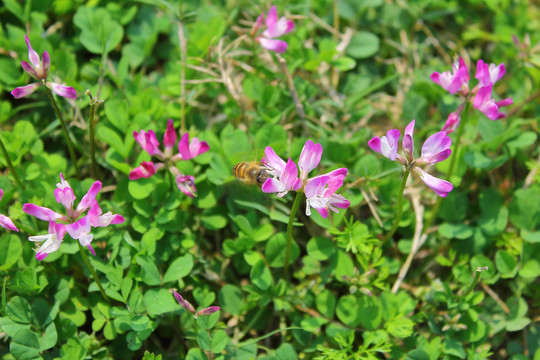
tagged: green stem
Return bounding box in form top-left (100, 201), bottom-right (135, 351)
top-left (284, 191), bottom-right (303, 280)
top-left (459, 266), bottom-right (487, 300)
top-left (78, 243), bottom-right (109, 303)
top-left (237, 306), bottom-right (265, 341)
top-left (44, 86), bottom-right (80, 178)
top-left (425, 104), bottom-right (470, 230)
top-left (86, 90), bottom-right (102, 179)
top-left (383, 170), bottom-right (410, 242)
top-left (0, 134), bottom-right (25, 190)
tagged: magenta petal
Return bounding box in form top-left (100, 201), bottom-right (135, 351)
top-left (77, 181), bottom-right (102, 213)
top-left (21, 61), bottom-right (39, 79)
top-left (23, 204), bottom-right (65, 221)
top-left (265, 6), bottom-right (278, 30)
top-left (0, 214), bottom-right (18, 232)
top-left (382, 129), bottom-right (401, 161)
top-left (11, 83), bottom-right (41, 99)
top-left (416, 169), bottom-right (453, 197)
top-left (129, 161), bottom-right (157, 180)
top-left (259, 38), bottom-right (288, 53)
top-left (368, 137), bottom-right (382, 154)
top-left (50, 83), bottom-right (77, 99)
top-left (263, 146), bottom-right (286, 175)
top-left (402, 119), bottom-right (415, 158)
top-left (173, 292), bottom-right (196, 314)
top-left (298, 140), bottom-right (322, 178)
top-left (261, 178), bottom-right (286, 194)
top-left (315, 207), bottom-right (329, 218)
top-left (197, 306), bottom-right (220, 317)
top-left (178, 133), bottom-right (192, 160)
top-left (421, 131), bottom-right (451, 160)
top-left (25, 34), bottom-right (41, 68)
top-left (281, 158), bottom-right (300, 191)
top-left (163, 119), bottom-right (177, 148)
top-left (42, 51), bottom-right (50, 75)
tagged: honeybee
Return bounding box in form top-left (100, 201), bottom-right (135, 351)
top-left (233, 161), bottom-right (271, 186)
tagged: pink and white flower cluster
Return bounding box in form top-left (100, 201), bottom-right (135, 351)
top-left (368, 120), bottom-right (453, 197)
top-left (130, 119), bottom-right (209, 198)
top-left (11, 35), bottom-right (76, 100)
top-left (23, 174), bottom-right (124, 260)
top-left (252, 6), bottom-right (294, 53)
top-left (261, 140), bottom-right (350, 218)
top-left (0, 189), bottom-right (18, 232)
top-left (173, 291), bottom-right (220, 319)
top-left (431, 58), bottom-right (513, 129)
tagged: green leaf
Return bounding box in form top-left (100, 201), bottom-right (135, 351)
top-left (0, 317), bottom-right (31, 337)
top-left (316, 290), bottom-right (337, 318)
top-left (509, 187), bottom-right (540, 231)
top-left (218, 285), bottom-right (243, 316)
top-left (0, 233), bottom-right (22, 271)
top-left (276, 343), bottom-right (298, 360)
top-left (346, 31), bottom-right (380, 59)
top-left (519, 259), bottom-right (540, 279)
top-left (254, 124), bottom-right (287, 155)
top-left (10, 329), bottom-right (41, 360)
top-left (406, 350), bottom-right (430, 360)
top-left (128, 176), bottom-right (157, 200)
top-left (386, 317), bottom-right (414, 338)
top-left (40, 322), bottom-right (58, 351)
top-left (136, 255), bottom-right (161, 286)
top-left (307, 236), bottom-right (335, 261)
top-left (250, 259), bottom-right (273, 291)
top-left (211, 329), bottom-right (228, 353)
top-left (336, 295), bottom-right (361, 327)
top-left (495, 250), bottom-right (517, 278)
top-left (143, 289), bottom-right (180, 317)
top-left (265, 233), bottom-right (300, 267)
top-left (74, 7), bottom-right (124, 54)
top-left (163, 254), bottom-right (194, 283)
top-left (186, 348), bottom-right (209, 360)
top-left (196, 329), bottom-right (212, 351)
top-left (438, 223), bottom-right (474, 239)
top-left (6, 296), bottom-right (31, 324)
top-left (442, 337), bottom-right (466, 359)
top-left (201, 207), bottom-right (228, 230)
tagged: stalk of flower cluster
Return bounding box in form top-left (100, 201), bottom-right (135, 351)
top-left (425, 103), bottom-right (470, 231)
top-left (78, 242), bottom-right (110, 303)
top-left (382, 170), bottom-right (410, 242)
top-left (0, 135), bottom-right (25, 190)
top-left (44, 87), bottom-right (80, 178)
top-left (283, 191), bottom-right (303, 279)
top-left (86, 90), bottom-right (102, 179)
top-left (459, 266), bottom-right (488, 300)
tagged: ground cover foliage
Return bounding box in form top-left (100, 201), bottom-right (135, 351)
top-left (0, 0), bottom-right (539, 359)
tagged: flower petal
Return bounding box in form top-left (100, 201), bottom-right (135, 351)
top-left (23, 204), bottom-right (66, 221)
top-left (50, 83), bottom-right (77, 99)
top-left (76, 181), bottom-right (102, 213)
top-left (11, 83), bottom-right (41, 99)
top-left (415, 168), bottom-right (453, 197)
top-left (163, 119), bottom-right (177, 148)
top-left (259, 38), bottom-right (288, 53)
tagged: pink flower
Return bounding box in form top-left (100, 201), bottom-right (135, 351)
top-left (262, 158), bottom-right (302, 197)
top-left (305, 174), bottom-right (350, 218)
top-left (368, 129), bottom-right (401, 161)
top-left (298, 140), bottom-right (323, 181)
top-left (442, 112), bottom-right (461, 134)
top-left (133, 130), bottom-right (162, 158)
top-left (254, 6), bottom-right (294, 53)
top-left (11, 34), bottom-right (76, 99)
top-left (430, 57), bottom-right (470, 95)
top-left (129, 161), bottom-right (159, 180)
top-left (28, 222), bottom-right (66, 261)
top-left (473, 84), bottom-right (513, 120)
top-left (177, 133), bottom-right (210, 161)
top-left (475, 60), bottom-right (506, 88)
top-left (131, 119), bottom-right (208, 197)
top-left (368, 120), bottom-right (453, 197)
top-left (259, 140), bottom-right (350, 217)
top-left (0, 189), bottom-right (18, 232)
top-left (23, 173), bottom-right (124, 260)
top-left (173, 291), bottom-right (220, 319)
top-left (175, 175), bottom-right (197, 198)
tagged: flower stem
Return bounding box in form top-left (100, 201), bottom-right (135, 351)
top-left (78, 243), bottom-right (110, 303)
top-left (44, 87), bottom-right (80, 178)
top-left (425, 104), bottom-right (470, 230)
top-left (459, 266), bottom-right (488, 300)
top-left (284, 191), bottom-right (303, 280)
top-left (0, 134), bottom-right (25, 190)
top-left (383, 169), bottom-right (410, 242)
top-left (85, 90), bottom-right (102, 179)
